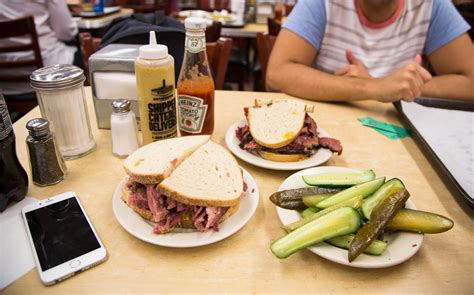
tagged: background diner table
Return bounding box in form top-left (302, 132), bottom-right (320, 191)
top-left (73, 7), bottom-right (134, 30)
top-left (221, 22), bottom-right (267, 38)
top-left (6, 88), bottom-right (472, 293)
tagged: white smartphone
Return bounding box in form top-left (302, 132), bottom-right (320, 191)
top-left (21, 192), bottom-right (107, 285)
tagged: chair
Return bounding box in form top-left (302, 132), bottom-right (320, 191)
top-left (267, 17), bottom-right (282, 36)
top-left (206, 37), bottom-right (233, 90)
top-left (252, 18), bottom-right (280, 91)
top-left (0, 15), bottom-right (43, 116)
top-left (79, 32), bottom-right (101, 85)
top-left (205, 21), bottom-right (222, 42)
top-left (255, 32), bottom-right (277, 91)
top-left (197, 0), bottom-right (231, 11)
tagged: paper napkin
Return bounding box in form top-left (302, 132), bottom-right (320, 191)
top-left (0, 197), bottom-right (38, 290)
top-left (358, 117), bottom-right (412, 140)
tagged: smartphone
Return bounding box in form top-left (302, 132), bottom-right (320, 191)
top-left (21, 192), bottom-right (107, 285)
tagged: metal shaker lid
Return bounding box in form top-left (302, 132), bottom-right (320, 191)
top-left (26, 118), bottom-right (51, 137)
top-left (112, 99), bottom-right (131, 113)
top-left (30, 64), bottom-right (85, 89)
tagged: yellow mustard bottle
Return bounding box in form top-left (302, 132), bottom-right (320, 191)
top-left (135, 31), bottom-right (177, 144)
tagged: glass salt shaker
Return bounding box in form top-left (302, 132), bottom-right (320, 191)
top-left (111, 99), bottom-right (139, 158)
top-left (30, 65), bottom-right (95, 160)
top-left (26, 118), bottom-right (67, 187)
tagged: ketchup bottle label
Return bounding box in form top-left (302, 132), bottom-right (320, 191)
top-left (185, 37), bottom-right (205, 54)
top-left (178, 95), bottom-right (208, 134)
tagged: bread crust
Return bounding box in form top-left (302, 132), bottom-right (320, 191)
top-left (123, 170), bottom-right (167, 185)
top-left (123, 135), bottom-right (210, 185)
top-left (247, 99), bottom-right (306, 149)
top-left (258, 150), bottom-right (308, 162)
top-left (121, 183), bottom-right (240, 232)
top-left (155, 141), bottom-right (244, 208)
top-left (156, 182), bottom-right (242, 207)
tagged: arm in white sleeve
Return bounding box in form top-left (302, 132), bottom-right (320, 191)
top-left (47, 0), bottom-right (78, 41)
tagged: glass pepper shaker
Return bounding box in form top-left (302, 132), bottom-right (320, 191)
top-left (26, 118), bottom-right (67, 187)
top-left (111, 99), bottom-right (139, 158)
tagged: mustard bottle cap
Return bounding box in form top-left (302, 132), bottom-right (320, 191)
top-left (139, 31), bottom-right (168, 59)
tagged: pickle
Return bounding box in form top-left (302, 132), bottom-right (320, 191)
top-left (269, 186), bottom-right (342, 210)
top-left (302, 194), bottom-right (334, 207)
top-left (303, 169), bottom-right (376, 187)
top-left (301, 207), bottom-right (319, 218)
top-left (361, 178), bottom-right (405, 219)
top-left (283, 195), bottom-right (363, 232)
top-left (326, 234), bottom-right (387, 256)
top-left (316, 177), bottom-right (385, 209)
top-left (348, 189), bottom-right (409, 262)
top-left (271, 207), bottom-right (361, 259)
top-left (386, 208), bottom-right (454, 234)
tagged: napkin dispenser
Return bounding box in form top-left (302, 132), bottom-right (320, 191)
top-left (89, 44), bottom-right (140, 129)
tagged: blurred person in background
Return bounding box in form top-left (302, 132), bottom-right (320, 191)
top-left (0, 0), bottom-right (80, 95)
top-left (267, 0), bottom-right (473, 103)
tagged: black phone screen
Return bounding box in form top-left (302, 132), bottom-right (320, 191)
top-left (25, 197), bottom-right (101, 271)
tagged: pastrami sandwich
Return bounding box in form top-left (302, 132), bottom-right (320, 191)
top-left (236, 99), bottom-right (342, 162)
top-left (122, 136), bottom-right (244, 234)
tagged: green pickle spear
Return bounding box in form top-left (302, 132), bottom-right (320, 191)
top-left (271, 207), bottom-right (361, 259)
top-left (348, 189), bottom-right (410, 262)
top-left (269, 186), bottom-right (342, 210)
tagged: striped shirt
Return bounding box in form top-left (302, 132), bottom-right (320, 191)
top-left (284, 0), bottom-right (470, 78)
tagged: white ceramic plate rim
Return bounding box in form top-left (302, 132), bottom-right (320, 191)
top-left (276, 166), bottom-right (424, 268)
top-left (112, 168), bottom-right (259, 248)
top-left (225, 119), bottom-right (333, 171)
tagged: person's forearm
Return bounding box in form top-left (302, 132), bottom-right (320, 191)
top-left (266, 62), bottom-right (377, 102)
top-left (422, 74), bottom-right (474, 101)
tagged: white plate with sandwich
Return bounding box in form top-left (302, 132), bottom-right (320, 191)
top-left (225, 99), bottom-right (342, 171)
top-left (276, 166), bottom-right (423, 268)
top-left (113, 136), bottom-right (259, 248)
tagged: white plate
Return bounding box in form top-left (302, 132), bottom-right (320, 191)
top-left (112, 168), bottom-right (259, 248)
top-left (225, 120), bottom-right (333, 171)
top-left (276, 166), bottom-right (424, 268)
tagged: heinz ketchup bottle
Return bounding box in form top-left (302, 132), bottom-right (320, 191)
top-left (177, 17), bottom-right (215, 136)
top-left (0, 90), bottom-right (28, 212)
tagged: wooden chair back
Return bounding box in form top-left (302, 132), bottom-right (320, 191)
top-left (256, 32), bottom-right (277, 87)
top-left (205, 21), bottom-right (222, 42)
top-left (0, 15), bottom-right (44, 114)
top-left (267, 18), bottom-right (282, 36)
top-left (79, 32), bottom-right (101, 85)
top-left (197, 0), bottom-right (231, 11)
top-left (0, 16), bottom-right (43, 82)
top-left (206, 37), bottom-right (233, 90)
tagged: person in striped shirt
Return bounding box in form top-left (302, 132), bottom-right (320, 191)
top-left (267, 0), bottom-right (473, 102)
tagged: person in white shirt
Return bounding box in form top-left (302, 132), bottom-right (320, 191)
top-left (0, 0), bottom-right (79, 95)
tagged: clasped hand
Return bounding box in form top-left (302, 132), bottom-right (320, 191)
top-left (334, 49), bottom-right (432, 102)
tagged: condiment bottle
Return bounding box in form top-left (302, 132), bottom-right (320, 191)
top-left (26, 118), bottom-right (67, 187)
top-left (135, 31), bottom-right (177, 145)
top-left (110, 99), bottom-right (139, 158)
top-left (177, 17), bottom-right (215, 136)
top-left (30, 65), bottom-right (95, 160)
top-left (0, 90), bottom-right (28, 212)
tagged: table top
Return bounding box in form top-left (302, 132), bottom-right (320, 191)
top-left (7, 89), bottom-right (473, 293)
top-left (222, 22), bottom-right (267, 38)
top-left (74, 8), bottom-right (134, 30)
